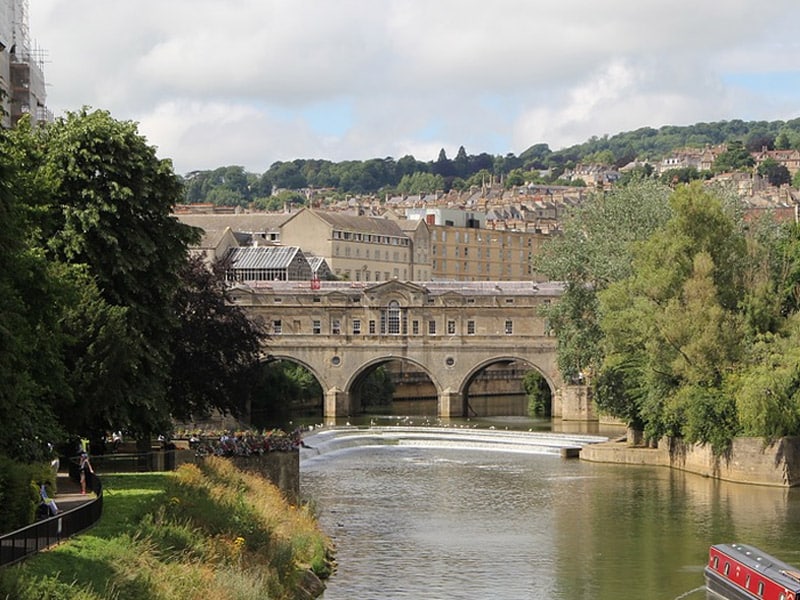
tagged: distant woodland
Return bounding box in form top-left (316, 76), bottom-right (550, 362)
top-left (182, 118), bottom-right (800, 208)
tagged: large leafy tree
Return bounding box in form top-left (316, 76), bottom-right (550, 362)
top-left (168, 254), bottom-right (268, 422)
top-left (0, 125), bottom-right (68, 460)
top-left (533, 179), bottom-right (673, 381)
top-left (597, 183), bottom-right (749, 449)
top-left (29, 108), bottom-right (198, 438)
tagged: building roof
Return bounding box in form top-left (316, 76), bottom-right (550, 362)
top-left (227, 246), bottom-right (303, 270)
top-left (306, 209), bottom-right (408, 237)
top-left (176, 213), bottom-right (292, 233)
top-left (233, 279), bottom-right (562, 297)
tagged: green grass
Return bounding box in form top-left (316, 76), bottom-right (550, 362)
top-left (0, 462), bottom-right (333, 600)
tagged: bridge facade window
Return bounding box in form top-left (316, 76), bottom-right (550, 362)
top-left (428, 320), bottom-right (436, 335)
top-left (467, 320), bottom-right (475, 335)
top-left (332, 319), bottom-right (341, 335)
top-left (352, 319), bottom-right (361, 335)
top-left (312, 319), bottom-right (321, 335)
top-left (505, 320), bottom-right (513, 335)
top-left (380, 300), bottom-right (407, 334)
top-left (447, 320), bottom-right (456, 335)
top-left (412, 320), bottom-right (419, 335)
top-left (273, 320), bottom-right (282, 334)
top-left (369, 319), bottom-right (376, 334)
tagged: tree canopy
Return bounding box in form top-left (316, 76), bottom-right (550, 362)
top-left (1, 110), bottom-right (267, 460)
top-left (542, 178), bottom-right (800, 453)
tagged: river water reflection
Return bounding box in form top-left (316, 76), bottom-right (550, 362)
top-left (300, 423), bottom-right (800, 600)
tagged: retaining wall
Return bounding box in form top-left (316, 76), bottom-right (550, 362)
top-left (230, 452), bottom-right (300, 503)
top-left (580, 436), bottom-right (800, 487)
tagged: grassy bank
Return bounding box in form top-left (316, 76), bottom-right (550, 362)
top-left (0, 457), bottom-right (333, 600)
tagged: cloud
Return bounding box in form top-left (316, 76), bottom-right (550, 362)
top-left (29, 0), bottom-right (800, 174)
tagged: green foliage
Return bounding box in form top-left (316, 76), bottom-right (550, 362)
top-left (757, 157), bottom-right (791, 187)
top-left (359, 366), bottom-right (395, 409)
top-left (713, 140), bottom-right (755, 173)
top-left (731, 319), bottom-right (800, 442)
top-left (596, 183), bottom-right (760, 450)
top-left (396, 171), bottom-right (445, 194)
top-left (0, 464), bottom-right (333, 599)
top-left (180, 118), bottom-right (800, 202)
top-left (0, 456), bottom-right (53, 532)
top-left (250, 361), bottom-right (322, 427)
top-left (535, 179), bottom-right (673, 381)
top-left (522, 371), bottom-right (551, 416)
top-left (168, 255), bottom-right (268, 422)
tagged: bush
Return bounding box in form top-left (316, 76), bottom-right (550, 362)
top-left (0, 455), bottom-right (44, 532)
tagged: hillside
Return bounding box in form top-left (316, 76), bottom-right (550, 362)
top-left (182, 118), bottom-right (800, 206)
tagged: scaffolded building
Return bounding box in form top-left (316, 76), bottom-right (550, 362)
top-left (0, 0), bottom-right (50, 127)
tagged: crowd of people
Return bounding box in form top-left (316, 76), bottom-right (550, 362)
top-left (185, 428), bottom-right (309, 457)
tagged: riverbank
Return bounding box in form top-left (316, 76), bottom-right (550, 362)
top-left (580, 435), bottom-right (800, 487)
top-left (0, 457), bottom-right (333, 600)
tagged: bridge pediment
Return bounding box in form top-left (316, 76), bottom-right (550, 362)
top-left (364, 280), bottom-right (429, 306)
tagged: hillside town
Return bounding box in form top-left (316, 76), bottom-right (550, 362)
top-left (175, 144), bottom-right (800, 285)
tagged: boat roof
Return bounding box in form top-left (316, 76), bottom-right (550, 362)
top-left (712, 543), bottom-right (800, 591)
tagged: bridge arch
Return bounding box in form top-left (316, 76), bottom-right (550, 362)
top-left (457, 355), bottom-right (555, 418)
top-left (232, 280), bottom-right (595, 422)
top-left (345, 355), bottom-right (444, 415)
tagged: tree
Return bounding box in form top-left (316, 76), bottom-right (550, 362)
top-left (597, 183), bottom-right (749, 448)
top-left (36, 108), bottom-right (198, 438)
top-left (534, 179), bottom-right (673, 382)
top-left (713, 141), bottom-right (755, 173)
top-left (757, 158), bottom-right (791, 187)
top-left (168, 255), bottom-right (268, 421)
top-left (0, 124), bottom-right (67, 461)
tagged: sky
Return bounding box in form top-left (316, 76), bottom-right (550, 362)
top-left (28, 0), bottom-right (800, 176)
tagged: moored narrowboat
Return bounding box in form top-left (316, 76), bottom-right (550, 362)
top-left (705, 543), bottom-right (800, 600)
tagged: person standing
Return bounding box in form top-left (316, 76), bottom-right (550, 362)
top-left (79, 452), bottom-right (94, 494)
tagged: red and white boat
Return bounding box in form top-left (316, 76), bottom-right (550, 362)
top-left (706, 543), bottom-right (800, 600)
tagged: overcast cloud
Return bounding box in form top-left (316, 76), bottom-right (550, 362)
top-left (29, 0), bottom-right (800, 175)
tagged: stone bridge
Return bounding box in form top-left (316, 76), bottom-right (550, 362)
top-left (229, 279), bottom-right (595, 421)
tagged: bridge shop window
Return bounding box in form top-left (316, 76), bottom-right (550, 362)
top-left (447, 320), bottom-right (456, 335)
top-left (352, 319), bottom-right (361, 335)
top-left (369, 320), bottom-right (376, 334)
top-left (312, 320), bottom-right (321, 335)
top-left (331, 319), bottom-right (341, 335)
top-left (272, 320), bottom-right (282, 335)
top-left (467, 320), bottom-right (476, 335)
top-left (428, 320), bottom-right (436, 335)
top-left (412, 320), bottom-right (419, 335)
top-left (505, 320), bottom-right (513, 335)
top-left (380, 300), bottom-right (407, 334)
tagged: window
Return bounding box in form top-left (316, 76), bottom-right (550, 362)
top-left (312, 320), bottom-right (321, 335)
top-left (369, 320), bottom-right (376, 334)
top-left (505, 320), bottom-right (513, 335)
top-left (467, 320), bottom-right (475, 335)
top-left (412, 320), bottom-right (419, 335)
top-left (383, 300), bottom-right (401, 334)
top-left (758, 582), bottom-right (764, 596)
top-left (272, 320), bottom-right (282, 334)
top-left (352, 319), bottom-right (361, 335)
top-left (723, 562), bottom-right (730, 576)
top-left (428, 320), bottom-right (436, 335)
top-left (447, 320), bottom-right (456, 335)
top-left (331, 319), bottom-right (341, 335)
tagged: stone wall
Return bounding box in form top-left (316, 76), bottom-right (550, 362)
top-left (580, 436), bottom-right (800, 487)
top-left (230, 451), bottom-right (300, 503)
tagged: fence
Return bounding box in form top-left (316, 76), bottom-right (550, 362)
top-left (0, 473), bottom-right (103, 568)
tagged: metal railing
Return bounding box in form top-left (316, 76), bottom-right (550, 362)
top-left (0, 473), bottom-right (103, 568)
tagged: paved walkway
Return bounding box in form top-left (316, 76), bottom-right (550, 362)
top-left (54, 473), bottom-right (95, 513)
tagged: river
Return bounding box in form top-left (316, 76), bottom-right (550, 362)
top-left (300, 420), bottom-right (800, 600)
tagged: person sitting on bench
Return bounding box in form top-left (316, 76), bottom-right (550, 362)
top-left (39, 483), bottom-right (59, 516)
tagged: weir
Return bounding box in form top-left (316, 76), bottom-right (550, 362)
top-left (300, 426), bottom-right (609, 459)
